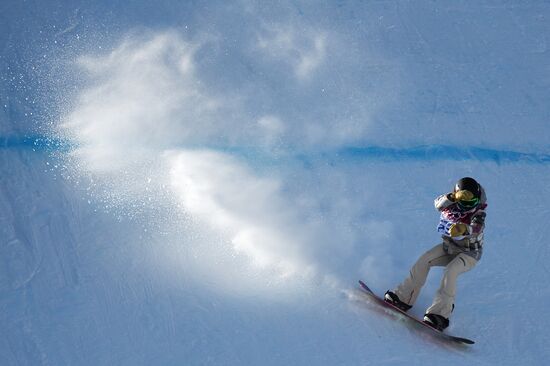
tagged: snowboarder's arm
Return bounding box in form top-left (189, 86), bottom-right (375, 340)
top-left (469, 210), bottom-right (486, 235)
top-left (434, 193), bottom-right (455, 211)
top-left (450, 210), bottom-right (486, 237)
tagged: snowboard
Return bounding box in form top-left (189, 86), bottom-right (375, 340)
top-left (358, 280), bottom-right (475, 345)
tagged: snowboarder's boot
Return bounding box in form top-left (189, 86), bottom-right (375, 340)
top-left (384, 291), bottom-right (412, 312)
top-left (423, 313), bottom-right (449, 331)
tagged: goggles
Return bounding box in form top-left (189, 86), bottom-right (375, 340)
top-left (457, 197), bottom-right (480, 209)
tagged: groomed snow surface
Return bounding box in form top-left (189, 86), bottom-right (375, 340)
top-left (2, 1), bottom-right (550, 365)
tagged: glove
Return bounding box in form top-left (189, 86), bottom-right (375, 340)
top-left (449, 223), bottom-right (469, 237)
top-left (451, 190), bottom-right (474, 202)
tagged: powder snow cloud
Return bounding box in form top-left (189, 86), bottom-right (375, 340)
top-left (58, 21), bottom-right (399, 296)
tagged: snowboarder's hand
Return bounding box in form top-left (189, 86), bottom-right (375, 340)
top-left (453, 190), bottom-right (474, 202)
top-left (449, 223), bottom-right (469, 237)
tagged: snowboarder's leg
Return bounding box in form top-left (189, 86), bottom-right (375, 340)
top-left (426, 253), bottom-right (477, 319)
top-left (393, 244), bottom-right (452, 306)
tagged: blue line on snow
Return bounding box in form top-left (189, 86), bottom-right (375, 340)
top-left (0, 136), bottom-right (71, 152)
top-left (335, 145), bottom-right (550, 164)
top-left (1, 135), bottom-right (549, 165)
top-left (215, 145), bottom-right (550, 165)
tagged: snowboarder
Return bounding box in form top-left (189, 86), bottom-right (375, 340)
top-left (384, 177), bottom-right (487, 331)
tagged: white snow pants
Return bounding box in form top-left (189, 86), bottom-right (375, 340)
top-left (393, 243), bottom-right (477, 319)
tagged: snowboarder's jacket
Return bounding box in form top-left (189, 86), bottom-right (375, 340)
top-left (435, 186), bottom-right (487, 261)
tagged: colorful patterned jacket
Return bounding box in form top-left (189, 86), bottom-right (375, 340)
top-left (435, 186), bottom-right (487, 260)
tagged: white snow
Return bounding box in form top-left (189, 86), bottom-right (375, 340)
top-left (1, 1), bottom-right (550, 365)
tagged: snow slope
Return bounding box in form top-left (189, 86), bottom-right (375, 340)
top-left (1, 1), bottom-right (550, 365)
